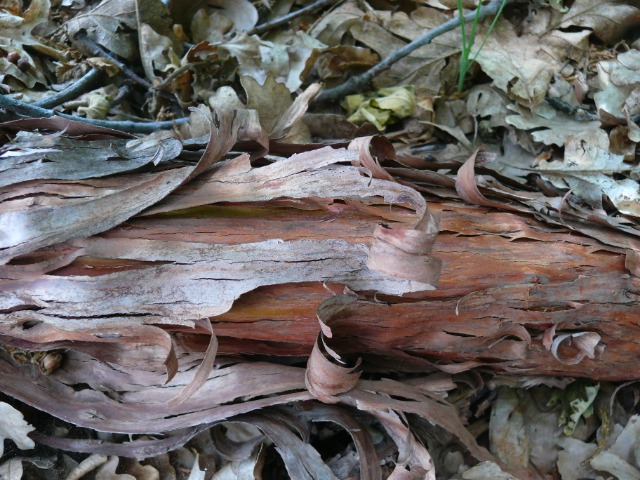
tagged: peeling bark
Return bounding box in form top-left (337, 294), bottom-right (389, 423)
top-left (0, 117), bottom-right (637, 451)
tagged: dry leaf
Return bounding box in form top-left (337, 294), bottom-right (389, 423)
top-left (558, 0), bottom-right (640, 43)
top-left (0, 402), bottom-right (35, 457)
top-left (475, 18), bottom-right (589, 105)
top-left (64, 0), bottom-right (173, 61)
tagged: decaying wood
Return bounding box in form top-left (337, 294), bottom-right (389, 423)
top-left (0, 113), bottom-right (638, 477)
top-left (1, 198), bottom-right (637, 430)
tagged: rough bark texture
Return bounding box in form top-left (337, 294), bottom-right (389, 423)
top-left (168, 201), bottom-right (639, 380)
top-left (5, 200), bottom-right (636, 379)
top-left (0, 118), bottom-right (637, 456)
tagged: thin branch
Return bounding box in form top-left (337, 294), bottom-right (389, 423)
top-left (0, 94), bottom-right (188, 133)
top-left (33, 68), bottom-right (107, 109)
top-left (72, 34), bottom-right (155, 92)
top-left (156, 61), bottom-right (206, 89)
top-left (314, 0), bottom-right (511, 104)
top-left (250, 0), bottom-right (340, 35)
top-left (545, 97), bottom-right (600, 122)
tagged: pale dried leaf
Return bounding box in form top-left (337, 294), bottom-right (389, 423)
top-left (589, 451), bottom-right (640, 479)
top-left (0, 0), bottom-right (51, 86)
top-left (309, 1), bottom-right (364, 46)
top-left (95, 456), bottom-right (136, 480)
top-left (241, 75), bottom-right (292, 136)
top-left (594, 50), bottom-right (640, 120)
top-left (0, 459), bottom-right (24, 480)
top-left (139, 23), bottom-right (179, 81)
top-left (0, 402), bottom-right (35, 456)
top-left (530, 128), bottom-right (640, 216)
top-left (211, 450), bottom-right (262, 480)
top-left (489, 389), bottom-right (530, 468)
top-left (559, 0), bottom-right (640, 43)
top-left (461, 461), bottom-right (519, 480)
top-left (66, 454), bottom-right (108, 480)
top-left (216, 33), bottom-right (313, 92)
top-left (557, 437), bottom-right (597, 480)
top-left (505, 104), bottom-right (602, 147)
top-left (125, 460), bottom-right (160, 480)
top-left (213, 0), bottom-right (258, 32)
top-left (475, 20), bottom-right (589, 105)
top-left (184, 454), bottom-right (205, 480)
top-left (64, 0), bottom-right (173, 61)
top-left (604, 415), bottom-right (640, 464)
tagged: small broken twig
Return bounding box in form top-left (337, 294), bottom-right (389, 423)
top-left (314, 0), bottom-right (510, 103)
top-left (0, 94), bottom-right (188, 133)
top-left (33, 68), bottom-right (107, 109)
top-left (545, 97), bottom-right (600, 122)
top-left (72, 34), bottom-right (155, 92)
top-left (250, 0), bottom-right (340, 35)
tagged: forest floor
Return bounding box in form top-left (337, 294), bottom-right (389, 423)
top-left (1, 0), bottom-right (640, 479)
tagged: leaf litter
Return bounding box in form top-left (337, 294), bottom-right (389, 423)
top-left (1, 0), bottom-right (640, 479)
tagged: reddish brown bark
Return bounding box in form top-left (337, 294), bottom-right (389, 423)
top-left (36, 200), bottom-right (638, 380)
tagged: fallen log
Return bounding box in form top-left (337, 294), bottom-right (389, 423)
top-left (0, 113), bottom-right (638, 478)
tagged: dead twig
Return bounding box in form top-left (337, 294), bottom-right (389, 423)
top-left (71, 34), bottom-right (176, 103)
top-left (72, 34), bottom-right (155, 92)
top-left (250, 0), bottom-right (341, 35)
top-left (33, 68), bottom-right (107, 109)
top-left (156, 61), bottom-right (206, 89)
top-left (0, 94), bottom-right (188, 133)
top-left (314, 0), bottom-right (511, 104)
top-left (545, 97), bottom-right (600, 122)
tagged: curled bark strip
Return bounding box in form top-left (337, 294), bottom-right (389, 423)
top-left (455, 149), bottom-right (509, 210)
top-left (550, 331), bottom-right (603, 365)
top-left (348, 135), bottom-right (396, 182)
top-left (346, 135), bottom-right (442, 287)
top-left (168, 320), bottom-right (218, 406)
top-left (30, 426), bottom-right (209, 460)
top-left (305, 296), bottom-right (362, 404)
top-left (374, 409), bottom-right (435, 480)
top-left (235, 411), bottom-right (338, 480)
top-left (0, 117), bottom-right (135, 140)
top-left (305, 340), bottom-right (361, 404)
top-left (300, 403), bottom-right (383, 480)
top-left (270, 83), bottom-right (321, 140)
top-left (366, 219), bottom-right (441, 288)
top-left (348, 384), bottom-right (494, 464)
